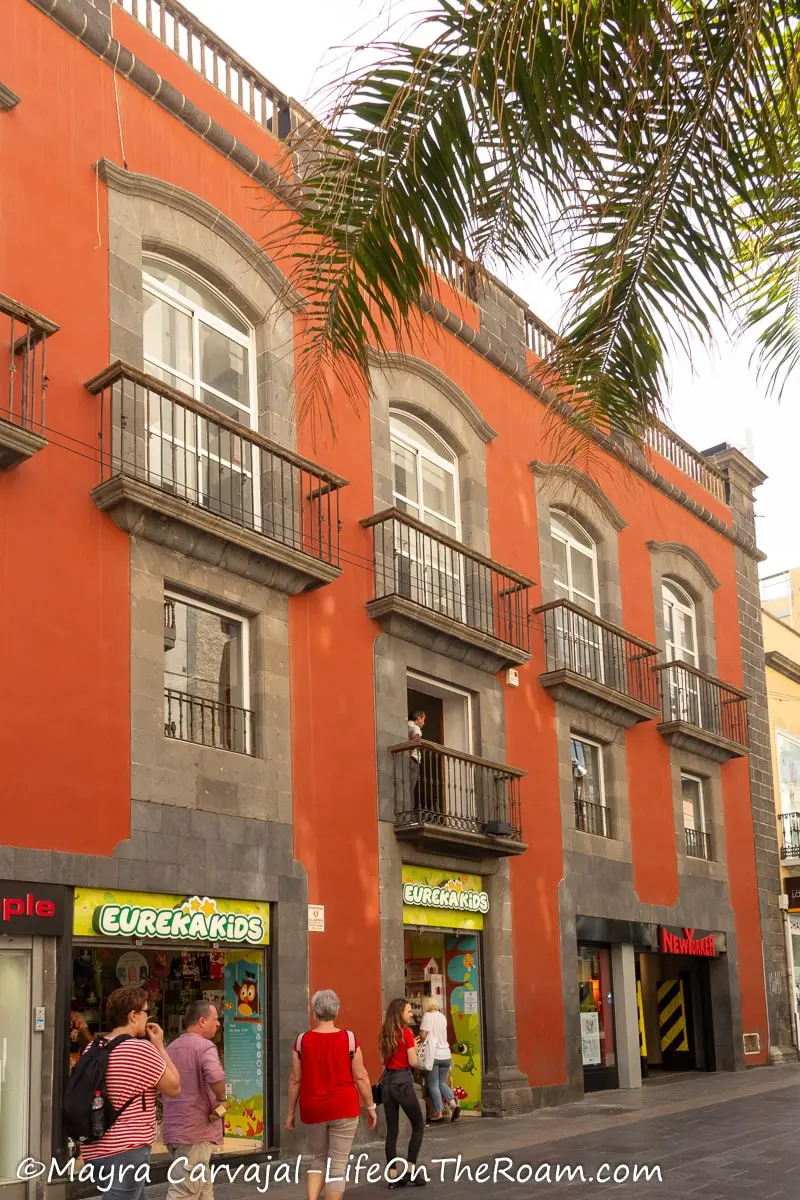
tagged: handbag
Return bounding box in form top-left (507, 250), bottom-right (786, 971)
top-left (418, 1033), bottom-right (435, 1072)
top-left (372, 1071), bottom-right (384, 1107)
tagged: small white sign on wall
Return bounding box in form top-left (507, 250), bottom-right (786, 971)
top-left (463, 989), bottom-right (478, 1014)
top-left (308, 905), bottom-right (325, 933)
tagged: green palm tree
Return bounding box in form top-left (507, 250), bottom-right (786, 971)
top-left (269, 0), bottom-right (800, 438)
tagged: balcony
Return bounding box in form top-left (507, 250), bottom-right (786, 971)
top-left (574, 797), bottom-right (613, 839)
top-left (0, 293), bottom-right (59, 469)
top-left (656, 662), bottom-right (748, 762)
top-left (685, 827), bottom-right (713, 861)
top-left (536, 600), bottom-right (660, 727)
top-left (780, 812), bottom-right (800, 865)
top-left (85, 363), bottom-right (347, 595)
top-left (391, 740), bottom-right (526, 858)
top-left (362, 509), bottom-right (533, 674)
top-left (164, 688), bottom-right (253, 756)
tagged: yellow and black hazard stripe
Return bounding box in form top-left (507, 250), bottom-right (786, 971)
top-left (637, 979), bottom-right (647, 1059)
top-left (657, 978), bottom-right (689, 1052)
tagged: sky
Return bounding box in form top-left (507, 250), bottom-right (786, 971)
top-left (179, 0), bottom-right (798, 575)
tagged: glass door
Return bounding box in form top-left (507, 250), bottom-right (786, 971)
top-left (0, 951), bottom-right (31, 1200)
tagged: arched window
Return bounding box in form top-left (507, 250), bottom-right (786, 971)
top-left (662, 579), bottom-right (698, 665)
top-left (390, 413), bottom-right (460, 538)
top-left (550, 511), bottom-right (599, 613)
top-left (143, 255), bottom-right (256, 428)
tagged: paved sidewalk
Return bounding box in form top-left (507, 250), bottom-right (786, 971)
top-left (147, 1064), bottom-right (800, 1199)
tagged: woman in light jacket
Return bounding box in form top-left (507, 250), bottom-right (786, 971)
top-left (418, 996), bottom-right (459, 1122)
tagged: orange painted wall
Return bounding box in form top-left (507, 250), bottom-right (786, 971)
top-left (1, 0), bottom-right (768, 1080)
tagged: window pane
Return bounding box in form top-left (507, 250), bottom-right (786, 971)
top-left (552, 536), bottom-right (569, 588)
top-left (144, 292), bottom-right (193, 380)
top-left (663, 600), bottom-right (674, 645)
top-left (570, 546), bottom-right (596, 602)
top-left (199, 323), bottom-right (250, 413)
top-left (552, 512), bottom-right (592, 549)
top-left (677, 611), bottom-right (696, 661)
top-left (421, 458), bottom-right (456, 524)
top-left (165, 600), bottom-right (244, 710)
top-left (681, 776), bottom-right (700, 829)
top-left (392, 439), bottom-right (419, 505)
top-left (144, 260), bottom-right (249, 333)
top-left (390, 413), bottom-right (453, 462)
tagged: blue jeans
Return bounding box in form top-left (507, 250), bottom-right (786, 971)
top-left (87, 1145), bottom-right (151, 1200)
top-left (425, 1059), bottom-right (455, 1114)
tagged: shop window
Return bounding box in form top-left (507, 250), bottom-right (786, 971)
top-left (571, 736), bottom-right (612, 838)
top-left (681, 772), bottom-right (711, 860)
top-left (578, 945), bottom-right (616, 1077)
top-left (70, 937), bottom-right (267, 1155)
top-left (0, 952), bottom-right (30, 1184)
top-left (164, 594), bottom-right (253, 755)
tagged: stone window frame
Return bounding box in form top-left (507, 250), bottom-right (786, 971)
top-left (532, 463), bottom-right (626, 626)
top-left (369, 353), bottom-right (497, 557)
top-left (555, 703), bottom-right (632, 864)
top-left (647, 541), bottom-right (720, 676)
top-left (667, 747), bottom-right (728, 882)
top-left (103, 164), bottom-right (297, 453)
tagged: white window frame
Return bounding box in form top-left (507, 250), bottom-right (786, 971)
top-left (143, 255), bottom-right (258, 428)
top-left (662, 578), bottom-right (698, 666)
top-left (680, 771), bottom-right (707, 833)
top-left (390, 412), bottom-right (461, 540)
top-left (551, 510), bottom-right (600, 614)
top-left (571, 734), bottom-right (609, 836)
top-left (164, 591), bottom-right (251, 753)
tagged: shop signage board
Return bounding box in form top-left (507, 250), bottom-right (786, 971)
top-left (401, 866), bottom-right (488, 930)
top-left (786, 876), bottom-right (800, 911)
top-left (0, 881), bottom-right (71, 937)
top-left (223, 952), bottom-right (265, 1141)
top-left (659, 926), bottom-right (717, 956)
top-left (73, 889), bottom-right (270, 945)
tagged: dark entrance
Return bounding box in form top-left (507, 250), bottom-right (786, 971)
top-left (637, 950), bottom-right (715, 1075)
top-left (578, 943), bottom-right (619, 1091)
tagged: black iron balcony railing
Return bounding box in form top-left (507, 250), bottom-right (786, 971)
top-left (1, 292), bottom-right (59, 433)
top-left (85, 363), bottom-right (346, 565)
top-left (684, 826), bottom-right (712, 861)
top-left (391, 740), bottom-right (524, 842)
top-left (574, 798), bottom-right (613, 839)
top-left (537, 600), bottom-right (660, 710)
top-left (164, 688), bottom-right (253, 755)
top-left (656, 661), bottom-right (748, 747)
top-left (780, 812), bottom-right (800, 860)
top-left (362, 508), bottom-right (532, 653)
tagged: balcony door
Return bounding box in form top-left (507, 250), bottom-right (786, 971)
top-left (662, 580), bottom-right (701, 724)
top-left (551, 512), bottom-right (606, 680)
top-left (408, 676), bottom-right (474, 827)
top-left (390, 413), bottom-right (464, 620)
top-left (142, 256), bottom-right (259, 528)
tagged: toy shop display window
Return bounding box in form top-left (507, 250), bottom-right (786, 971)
top-left (70, 944), bottom-right (268, 1153)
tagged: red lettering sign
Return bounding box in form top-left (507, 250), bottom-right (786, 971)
top-left (1, 893), bottom-right (57, 924)
top-left (660, 926), bottom-right (715, 956)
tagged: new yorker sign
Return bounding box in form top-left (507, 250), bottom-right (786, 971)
top-left (660, 926), bottom-right (717, 956)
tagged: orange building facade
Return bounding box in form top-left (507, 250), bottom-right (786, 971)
top-left (0, 0), bottom-right (794, 1178)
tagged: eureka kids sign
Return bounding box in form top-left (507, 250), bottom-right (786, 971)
top-left (73, 889), bottom-right (270, 945)
top-left (401, 867), bottom-right (488, 930)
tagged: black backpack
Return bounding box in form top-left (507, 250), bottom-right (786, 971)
top-left (63, 1034), bottom-right (145, 1143)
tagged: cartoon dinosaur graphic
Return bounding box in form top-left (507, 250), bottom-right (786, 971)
top-left (453, 1040), bottom-right (477, 1076)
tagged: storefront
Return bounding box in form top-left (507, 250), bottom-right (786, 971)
top-left (0, 881), bottom-right (70, 1200)
top-left (636, 927), bottom-right (719, 1076)
top-left (402, 865), bottom-right (487, 1112)
top-left (577, 943), bottom-right (618, 1092)
top-left (71, 888), bottom-right (271, 1154)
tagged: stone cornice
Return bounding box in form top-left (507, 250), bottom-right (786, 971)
top-left (0, 82), bottom-right (21, 111)
top-left (765, 650), bottom-right (800, 687)
top-left (530, 461), bottom-right (627, 531)
top-left (419, 292), bottom-right (765, 563)
top-left (29, 0), bottom-right (298, 207)
top-left (367, 348), bottom-right (498, 443)
top-left (646, 541), bottom-right (721, 591)
top-left (97, 159), bottom-right (304, 312)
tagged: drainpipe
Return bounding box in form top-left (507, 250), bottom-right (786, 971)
top-left (780, 896), bottom-right (800, 1050)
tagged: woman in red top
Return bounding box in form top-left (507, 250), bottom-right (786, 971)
top-left (379, 999), bottom-right (425, 1188)
top-left (286, 990), bottom-right (376, 1200)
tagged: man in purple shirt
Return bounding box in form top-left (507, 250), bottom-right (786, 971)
top-left (163, 1001), bottom-right (226, 1200)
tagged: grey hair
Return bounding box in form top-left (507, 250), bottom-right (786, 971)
top-left (184, 1000), bottom-right (215, 1028)
top-left (312, 989), bottom-right (341, 1021)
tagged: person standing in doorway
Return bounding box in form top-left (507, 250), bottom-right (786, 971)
top-left (418, 997), bottom-right (459, 1123)
top-left (408, 710), bottom-right (426, 807)
top-left (162, 1001), bottom-right (226, 1200)
top-left (380, 999), bottom-right (425, 1188)
top-left (80, 988), bottom-right (181, 1200)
